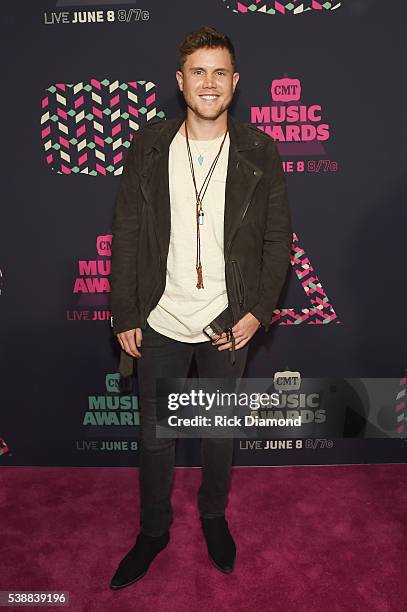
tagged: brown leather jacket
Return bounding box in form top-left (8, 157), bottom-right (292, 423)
top-left (110, 113), bottom-right (292, 377)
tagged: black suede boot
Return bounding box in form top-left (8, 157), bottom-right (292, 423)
top-left (200, 516), bottom-right (236, 573)
top-left (110, 531), bottom-right (170, 590)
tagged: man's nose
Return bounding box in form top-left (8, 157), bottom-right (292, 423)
top-left (203, 74), bottom-right (216, 88)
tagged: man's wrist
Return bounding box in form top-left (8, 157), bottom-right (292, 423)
top-left (248, 310), bottom-right (262, 326)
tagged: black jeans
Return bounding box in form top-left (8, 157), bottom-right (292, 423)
top-left (136, 322), bottom-right (249, 536)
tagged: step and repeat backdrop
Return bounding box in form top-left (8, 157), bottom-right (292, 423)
top-left (1, 0), bottom-right (406, 467)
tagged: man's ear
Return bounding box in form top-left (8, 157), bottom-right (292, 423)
top-left (175, 70), bottom-right (183, 92)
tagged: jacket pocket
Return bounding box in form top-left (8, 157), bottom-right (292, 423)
top-left (231, 260), bottom-right (245, 310)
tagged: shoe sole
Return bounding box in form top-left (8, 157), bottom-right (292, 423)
top-left (110, 570), bottom-right (148, 590)
top-left (208, 554), bottom-right (235, 574)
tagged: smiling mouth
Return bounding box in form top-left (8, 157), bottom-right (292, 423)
top-left (199, 95), bottom-right (220, 101)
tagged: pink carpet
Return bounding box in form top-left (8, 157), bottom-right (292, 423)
top-left (1, 464), bottom-right (407, 611)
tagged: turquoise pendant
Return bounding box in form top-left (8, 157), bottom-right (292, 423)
top-left (198, 154), bottom-right (204, 165)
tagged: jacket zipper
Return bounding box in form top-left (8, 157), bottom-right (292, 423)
top-left (225, 200), bottom-right (251, 260)
top-left (231, 260), bottom-right (245, 310)
top-left (224, 195), bottom-right (252, 320)
top-left (224, 164), bottom-right (261, 258)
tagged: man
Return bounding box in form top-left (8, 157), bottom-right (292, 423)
top-left (109, 26), bottom-right (292, 589)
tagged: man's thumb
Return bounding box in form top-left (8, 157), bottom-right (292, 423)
top-left (135, 328), bottom-right (143, 348)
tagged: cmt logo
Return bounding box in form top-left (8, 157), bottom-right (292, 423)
top-left (274, 371), bottom-right (301, 391)
top-left (250, 75), bottom-right (331, 142)
top-left (66, 231), bottom-right (112, 322)
top-left (73, 233), bottom-right (111, 294)
top-left (83, 371), bottom-right (139, 426)
top-left (105, 373), bottom-right (120, 394)
top-left (97, 234), bottom-right (112, 256)
top-left (272, 78), bottom-right (301, 102)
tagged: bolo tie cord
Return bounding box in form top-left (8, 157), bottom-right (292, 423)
top-left (185, 121), bottom-right (228, 289)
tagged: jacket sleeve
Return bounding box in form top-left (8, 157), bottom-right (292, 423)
top-left (109, 136), bottom-right (142, 335)
top-left (249, 140), bottom-right (293, 332)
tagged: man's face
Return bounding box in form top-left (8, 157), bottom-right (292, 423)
top-left (176, 46), bottom-right (239, 121)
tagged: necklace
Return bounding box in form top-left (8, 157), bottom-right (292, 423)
top-left (190, 138), bottom-right (224, 166)
top-left (184, 120), bottom-right (228, 289)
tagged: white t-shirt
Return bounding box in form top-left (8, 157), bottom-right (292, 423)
top-left (147, 130), bottom-right (230, 342)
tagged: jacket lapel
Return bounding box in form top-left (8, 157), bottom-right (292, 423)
top-left (224, 114), bottom-right (263, 257)
top-left (138, 116), bottom-right (184, 261)
top-left (138, 113), bottom-right (264, 262)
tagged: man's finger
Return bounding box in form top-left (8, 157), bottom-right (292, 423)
top-left (126, 332), bottom-right (141, 358)
top-left (117, 336), bottom-right (125, 351)
top-left (217, 341), bottom-right (232, 351)
top-left (212, 334), bottom-right (229, 346)
top-left (234, 338), bottom-right (249, 350)
top-left (135, 328), bottom-right (143, 348)
top-left (211, 331), bottom-right (227, 344)
top-left (213, 332), bottom-right (244, 347)
top-left (120, 332), bottom-right (141, 358)
top-left (217, 335), bottom-right (247, 351)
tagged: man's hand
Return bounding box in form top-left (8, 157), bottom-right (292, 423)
top-left (212, 312), bottom-right (261, 351)
top-left (117, 328), bottom-right (143, 358)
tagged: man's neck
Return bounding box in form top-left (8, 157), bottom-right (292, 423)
top-left (180, 110), bottom-right (228, 141)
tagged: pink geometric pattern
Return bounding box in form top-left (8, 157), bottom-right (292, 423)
top-left (395, 375), bottom-right (406, 435)
top-left (223, 0), bottom-right (341, 15)
top-left (273, 232), bottom-right (340, 325)
top-left (40, 79), bottom-right (165, 176)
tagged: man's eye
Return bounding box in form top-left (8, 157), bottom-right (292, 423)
top-left (217, 72), bottom-right (225, 76)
